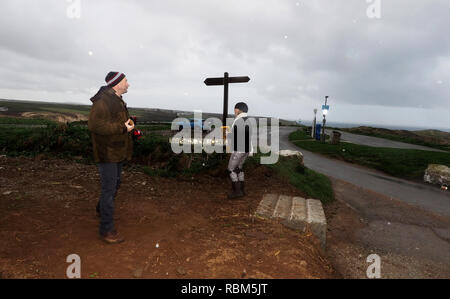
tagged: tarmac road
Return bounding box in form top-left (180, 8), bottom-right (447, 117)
top-left (277, 126), bottom-right (450, 218)
top-left (276, 126), bottom-right (450, 278)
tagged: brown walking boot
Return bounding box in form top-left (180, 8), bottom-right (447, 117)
top-left (228, 181), bottom-right (244, 200)
top-left (100, 230), bottom-right (125, 244)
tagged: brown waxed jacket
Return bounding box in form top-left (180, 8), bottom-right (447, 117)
top-left (88, 86), bottom-right (133, 163)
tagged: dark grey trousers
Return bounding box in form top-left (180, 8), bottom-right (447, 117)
top-left (97, 161), bottom-right (123, 235)
top-left (227, 152), bottom-right (249, 182)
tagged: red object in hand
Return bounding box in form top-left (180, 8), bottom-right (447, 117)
top-left (133, 129), bottom-right (143, 140)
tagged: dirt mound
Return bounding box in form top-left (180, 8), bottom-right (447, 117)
top-left (0, 156), bottom-right (336, 278)
top-left (21, 112), bottom-right (88, 123)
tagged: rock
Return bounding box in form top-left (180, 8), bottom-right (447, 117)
top-left (278, 150), bottom-right (303, 161)
top-left (3, 191), bottom-right (12, 195)
top-left (278, 150), bottom-right (305, 169)
top-left (245, 230), bottom-right (268, 240)
top-left (424, 164), bottom-right (450, 186)
top-left (331, 131), bottom-right (342, 145)
top-left (176, 266), bottom-right (187, 276)
top-left (133, 266), bottom-right (144, 278)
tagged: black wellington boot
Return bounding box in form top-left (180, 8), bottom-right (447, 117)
top-left (240, 181), bottom-right (246, 196)
top-left (228, 181), bottom-right (244, 200)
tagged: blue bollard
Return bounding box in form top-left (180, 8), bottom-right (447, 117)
top-left (315, 124), bottom-right (322, 141)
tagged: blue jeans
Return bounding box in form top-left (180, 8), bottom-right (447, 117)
top-left (97, 161), bottom-right (123, 235)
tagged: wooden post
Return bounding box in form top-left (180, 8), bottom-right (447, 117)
top-left (204, 72), bottom-right (250, 141)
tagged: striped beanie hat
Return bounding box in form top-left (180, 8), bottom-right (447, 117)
top-left (105, 72), bottom-right (126, 87)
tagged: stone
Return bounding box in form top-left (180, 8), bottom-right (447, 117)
top-left (424, 164), bottom-right (450, 186)
top-left (245, 230), bottom-right (268, 240)
top-left (255, 194), bottom-right (279, 219)
top-left (306, 199), bottom-right (327, 249)
top-left (133, 266), bottom-right (144, 278)
top-left (273, 195), bottom-right (291, 219)
top-left (278, 150), bottom-right (304, 166)
top-left (176, 266), bottom-right (187, 276)
top-left (255, 194), bottom-right (327, 248)
top-left (286, 197), bottom-right (307, 231)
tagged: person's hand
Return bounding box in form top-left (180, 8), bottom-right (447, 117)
top-left (125, 119), bottom-right (135, 133)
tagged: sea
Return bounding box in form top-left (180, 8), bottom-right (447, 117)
top-left (301, 121), bottom-right (450, 133)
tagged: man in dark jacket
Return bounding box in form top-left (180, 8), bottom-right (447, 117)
top-left (227, 102), bottom-right (253, 199)
top-left (88, 71), bottom-right (134, 244)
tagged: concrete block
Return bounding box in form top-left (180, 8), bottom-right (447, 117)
top-left (306, 199), bottom-right (327, 248)
top-left (255, 194), bottom-right (327, 248)
top-left (255, 194), bottom-right (279, 219)
top-left (273, 195), bottom-right (292, 219)
top-left (286, 197), bottom-right (307, 232)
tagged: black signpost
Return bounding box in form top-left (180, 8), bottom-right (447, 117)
top-left (204, 72), bottom-right (250, 138)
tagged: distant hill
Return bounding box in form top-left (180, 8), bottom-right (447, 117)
top-left (0, 99), bottom-right (296, 125)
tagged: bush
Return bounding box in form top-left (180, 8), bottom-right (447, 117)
top-left (0, 123), bottom-right (91, 158)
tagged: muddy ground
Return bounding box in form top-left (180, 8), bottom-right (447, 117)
top-left (0, 155), bottom-right (341, 279)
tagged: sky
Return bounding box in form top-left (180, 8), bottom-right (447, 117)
top-left (0, 0), bottom-right (449, 130)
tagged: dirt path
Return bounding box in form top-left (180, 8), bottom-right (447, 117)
top-left (324, 177), bottom-right (450, 279)
top-left (0, 156), bottom-right (336, 279)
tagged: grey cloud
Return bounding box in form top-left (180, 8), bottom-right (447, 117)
top-left (0, 0), bottom-right (449, 129)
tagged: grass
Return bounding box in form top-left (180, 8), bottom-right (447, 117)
top-left (0, 119), bottom-right (335, 204)
top-left (289, 129), bottom-right (450, 180)
top-left (289, 127), bottom-right (313, 141)
top-left (289, 126), bottom-right (330, 142)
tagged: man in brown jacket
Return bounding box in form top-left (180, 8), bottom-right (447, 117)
top-left (88, 72), bottom-right (134, 244)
